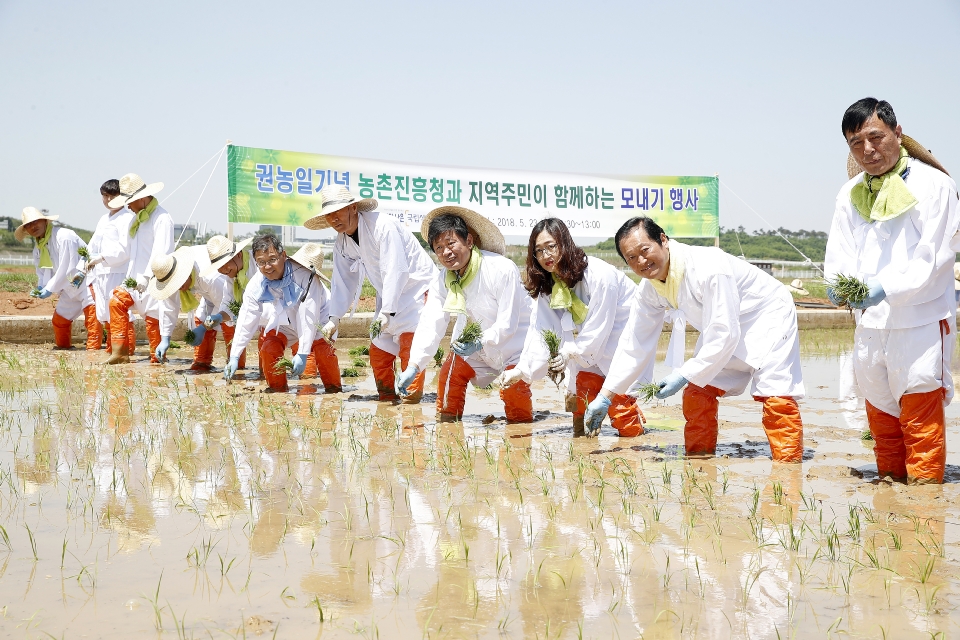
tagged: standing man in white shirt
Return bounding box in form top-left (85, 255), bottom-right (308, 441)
top-left (104, 173), bottom-right (174, 364)
top-left (825, 97), bottom-right (959, 484)
top-left (304, 185), bottom-right (437, 403)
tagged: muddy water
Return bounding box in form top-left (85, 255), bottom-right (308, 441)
top-left (0, 329), bottom-right (958, 638)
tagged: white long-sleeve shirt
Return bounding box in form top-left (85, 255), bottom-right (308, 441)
top-left (409, 250), bottom-right (534, 372)
top-left (34, 226), bottom-right (87, 297)
top-left (84, 208), bottom-right (134, 276)
top-left (516, 257), bottom-right (637, 389)
top-left (126, 203), bottom-right (174, 280)
top-left (158, 266), bottom-right (232, 337)
top-left (824, 158), bottom-right (960, 330)
top-left (329, 211), bottom-right (437, 334)
top-left (604, 242), bottom-right (798, 394)
top-left (229, 259), bottom-right (331, 360)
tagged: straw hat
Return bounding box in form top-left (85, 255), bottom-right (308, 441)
top-left (14, 207), bottom-right (59, 242)
top-left (289, 243), bottom-right (331, 284)
top-left (420, 206), bottom-right (506, 256)
top-left (108, 173), bottom-right (164, 208)
top-left (302, 185), bottom-right (378, 231)
top-left (846, 134), bottom-right (949, 180)
top-left (202, 235), bottom-right (253, 277)
top-left (147, 246), bottom-right (198, 301)
top-left (786, 279), bottom-right (809, 296)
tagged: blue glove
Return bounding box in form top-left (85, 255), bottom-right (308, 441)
top-left (224, 357), bottom-right (239, 380)
top-left (188, 324), bottom-right (207, 346)
top-left (584, 394), bottom-right (612, 437)
top-left (655, 372), bottom-right (688, 399)
top-left (155, 336), bottom-right (171, 362)
top-left (70, 271), bottom-right (85, 288)
top-left (850, 279), bottom-right (886, 309)
top-left (451, 340), bottom-right (482, 357)
top-left (204, 313), bottom-right (223, 329)
top-left (396, 365), bottom-right (420, 397)
top-left (826, 287), bottom-right (842, 306)
top-left (33, 288), bottom-right (53, 299)
top-left (291, 353), bottom-right (307, 376)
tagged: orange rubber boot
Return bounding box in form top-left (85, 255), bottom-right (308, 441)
top-left (106, 288), bottom-right (134, 363)
top-left (398, 332), bottom-right (425, 404)
top-left (310, 339), bottom-right (342, 392)
top-left (756, 396), bottom-right (804, 463)
top-left (52, 313), bottom-right (73, 349)
top-left (573, 371), bottom-right (645, 437)
top-left (865, 400), bottom-right (908, 479)
top-left (682, 384), bottom-right (725, 456)
top-left (499, 364), bottom-right (533, 423)
top-left (260, 330), bottom-right (289, 391)
top-left (145, 316), bottom-right (162, 363)
top-left (370, 343), bottom-right (401, 401)
top-left (436, 354), bottom-right (476, 421)
top-left (192, 318), bottom-right (217, 370)
top-left (127, 321), bottom-right (136, 355)
top-left (900, 389), bottom-right (947, 485)
top-left (83, 304), bottom-right (102, 350)
top-left (102, 322), bottom-right (111, 353)
top-left (221, 324), bottom-right (246, 369)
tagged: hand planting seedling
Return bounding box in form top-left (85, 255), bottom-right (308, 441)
top-left (77, 247), bottom-right (89, 259)
top-left (433, 346), bottom-right (445, 368)
top-left (123, 277), bottom-right (139, 289)
top-left (273, 356), bottom-right (294, 373)
top-left (826, 274), bottom-right (869, 308)
top-left (541, 329), bottom-right (564, 387)
top-left (456, 320), bottom-right (483, 344)
top-left (30, 286), bottom-right (43, 297)
top-left (184, 329), bottom-right (196, 344)
top-left (638, 382), bottom-right (661, 404)
top-left (227, 300), bottom-right (242, 317)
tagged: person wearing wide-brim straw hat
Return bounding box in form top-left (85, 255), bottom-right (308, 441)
top-left (17, 207), bottom-right (102, 351)
top-left (310, 184), bottom-right (437, 404)
top-left (202, 235), bottom-right (258, 371)
top-left (223, 235), bottom-right (341, 393)
top-left (785, 279), bottom-right (809, 296)
top-left (825, 97), bottom-right (960, 485)
top-left (395, 206), bottom-right (538, 424)
top-left (104, 172), bottom-right (175, 366)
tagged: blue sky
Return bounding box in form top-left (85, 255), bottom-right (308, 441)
top-left (2, 0), bottom-right (958, 245)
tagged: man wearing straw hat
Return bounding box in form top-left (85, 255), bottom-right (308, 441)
top-left (223, 234), bottom-right (341, 393)
top-left (304, 185), bottom-right (437, 403)
top-left (146, 245), bottom-right (232, 369)
top-left (16, 207), bottom-right (102, 350)
top-left (203, 235), bottom-right (258, 373)
top-left (825, 97), bottom-right (960, 484)
top-left (396, 207), bottom-right (541, 423)
top-left (103, 173), bottom-right (175, 364)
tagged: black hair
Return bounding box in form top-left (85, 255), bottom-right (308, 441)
top-left (524, 218), bottom-right (588, 298)
top-left (614, 216), bottom-right (667, 261)
top-left (251, 233), bottom-right (283, 256)
top-left (841, 98), bottom-right (898, 138)
top-left (427, 214), bottom-right (470, 249)
top-left (100, 179), bottom-right (120, 196)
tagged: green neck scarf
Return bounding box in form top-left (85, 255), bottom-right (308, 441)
top-left (549, 274), bottom-right (588, 325)
top-left (648, 241), bottom-right (686, 309)
top-left (179, 274), bottom-right (199, 313)
top-left (36, 223), bottom-right (53, 269)
top-left (233, 250), bottom-right (250, 302)
top-left (850, 146), bottom-right (918, 222)
top-left (443, 246), bottom-right (482, 314)
top-left (129, 198), bottom-right (158, 238)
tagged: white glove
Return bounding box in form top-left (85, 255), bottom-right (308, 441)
top-left (494, 368), bottom-right (525, 389)
top-left (548, 353), bottom-right (567, 374)
top-left (321, 317), bottom-right (340, 343)
top-left (86, 254), bottom-right (104, 269)
top-left (135, 274), bottom-right (149, 293)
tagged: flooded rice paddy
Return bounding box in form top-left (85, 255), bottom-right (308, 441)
top-left (1, 328), bottom-right (960, 638)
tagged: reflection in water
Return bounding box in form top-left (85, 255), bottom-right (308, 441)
top-left (0, 336), bottom-right (958, 638)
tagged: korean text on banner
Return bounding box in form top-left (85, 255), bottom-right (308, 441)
top-left (227, 145), bottom-right (719, 239)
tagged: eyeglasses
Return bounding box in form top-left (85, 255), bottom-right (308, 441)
top-left (255, 256), bottom-right (282, 269)
top-left (534, 243), bottom-right (559, 259)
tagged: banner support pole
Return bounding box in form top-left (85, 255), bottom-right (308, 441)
top-left (714, 173), bottom-right (720, 247)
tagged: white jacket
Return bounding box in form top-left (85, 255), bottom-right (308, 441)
top-left (605, 242), bottom-right (798, 394)
top-left (229, 260), bottom-right (331, 360)
top-left (824, 158), bottom-right (960, 330)
top-left (409, 250), bottom-right (533, 372)
top-left (84, 208), bottom-right (133, 276)
top-left (158, 266), bottom-right (232, 337)
top-left (329, 210), bottom-right (437, 335)
top-left (126, 203), bottom-right (175, 281)
top-left (219, 249), bottom-right (259, 327)
top-left (34, 226), bottom-right (87, 298)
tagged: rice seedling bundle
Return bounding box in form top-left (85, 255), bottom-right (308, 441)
top-left (342, 367), bottom-right (362, 377)
top-left (274, 356), bottom-right (294, 373)
top-left (227, 300), bottom-right (242, 317)
top-left (30, 287), bottom-right (42, 297)
top-left (826, 274), bottom-right (869, 308)
top-left (541, 329), bottom-right (564, 387)
top-left (183, 329), bottom-right (196, 344)
top-left (433, 346), bottom-right (445, 368)
top-left (77, 247), bottom-right (89, 259)
top-left (369, 319), bottom-right (383, 339)
top-left (348, 345), bottom-right (370, 357)
top-left (123, 278), bottom-right (139, 289)
top-left (456, 320), bottom-right (483, 344)
top-left (351, 356), bottom-right (366, 368)
top-left (638, 382), bottom-right (661, 404)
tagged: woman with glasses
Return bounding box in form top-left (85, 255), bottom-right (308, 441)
top-left (497, 218), bottom-right (645, 438)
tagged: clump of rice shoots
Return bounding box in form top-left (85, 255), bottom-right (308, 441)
top-left (369, 319), bottom-right (383, 339)
top-left (456, 320), bottom-right (483, 345)
top-left (638, 381), bottom-right (661, 404)
top-left (351, 356), bottom-right (366, 368)
top-left (541, 329), bottom-right (564, 387)
top-left (861, 430), bottom-right (874, 441)
top-left (274, 356), bottom-right (294, 373)
top-left (342, 367), bottom-right (362, 377)
top-left (348, 345), bottom-right (370, 357)
top-left (227, 300), bottom-right (242, 317)
top-left (123, 277), bottom-right (138, 289)
top-left (30, 286), bottom-right (43, 297)
top-left (827, 273), bottom-right (869, 308)
top-left (183, 329), bottom-right (196, 344)
top-left (433, 346), bottom-right (445, 368)
top-left (77, 247), bottom-right (89, 259)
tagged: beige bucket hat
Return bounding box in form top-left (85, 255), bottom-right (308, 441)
top-left (421, 206), bottom-right (506, 256)
top-left (289, 243), bottom-right (331, 284)
top-left (846, 134), bottom-right (949, 180)
top-left (202, 235), bottom-right (254, 277)
top-left (147, 246), bottom-right (198, 301)
top-left (302, 185), bottom-right (378, 231)
top-left (786, 279), bottom-right (809, 296)
top-left (15, 207), bottom-right (59, 242)
top-left (108, 173), bottom-right (164, 208)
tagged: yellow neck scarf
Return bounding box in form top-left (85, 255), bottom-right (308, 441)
top-left (549, 274), bottom-right (588, 325)
top-left (36, 223), bottom-right (53, 269)
top-left (850, 146), bottom-right (917, 222)
top-left (129, 198), bottom-right (158, 238)
top-left (179, 274), bottom-right (199, 313)
top-left (443, 246), bottom-right (482, 314)
top-left (233, 250), bottom-right (250, 302)
top-left (648, 241), bottom-right (686, 309)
